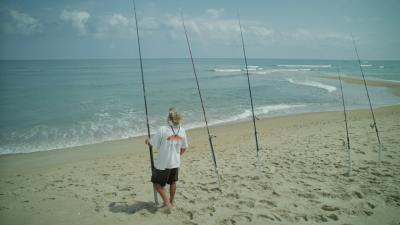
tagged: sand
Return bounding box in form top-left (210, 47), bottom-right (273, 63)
top-left (320, 75), bottom-right (400, 96)
top-left (1, 105), bottom-right (400, 225)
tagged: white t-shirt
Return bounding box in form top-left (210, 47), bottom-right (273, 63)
top-left (150, 125), bottom-right (188, 170)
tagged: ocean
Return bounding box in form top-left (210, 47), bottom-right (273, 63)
top-left (1, 58), bottom-right (399, 155)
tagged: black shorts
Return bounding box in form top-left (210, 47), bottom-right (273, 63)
top-left (151, 168), bottom-right (179, 187)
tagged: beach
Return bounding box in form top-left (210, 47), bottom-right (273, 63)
top-left (1, 105), bottom-right (399, 225)
top-left (1, 1), bottom-right (400, 224)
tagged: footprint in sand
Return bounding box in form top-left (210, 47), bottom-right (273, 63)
top-left (224, 202), bottom-right (240, 210)
top-left (363, 210), bottom-right (374, 216)
top-left (298, 192), bottom-right (317, 199)
top-left (231, 212), bottom-right (253, 223)
top-left (237, 199), bottom-right (255, 208)
top-left (218, 218), bottom-right (235, 225)
top-left (104, 192), bottom-right (117, 197)
top-left (199, 205), bottom-right (216, 216)
top-left (177, 208), bottom-right (195, 220)
top-left (225, 192), bottom-right (239, 199)
top-left (259, 199), bottom-right (277, 208)
top-left (313, 214), bottom-right (328, 222)
top-left (321, 205), bottom-right (340, 211)
top-left (182, 221), bottom-right (198, 225)
top-left (257, 214), bottom-right (275, 221)
top-left (353, 191), bottom-right (363, 199)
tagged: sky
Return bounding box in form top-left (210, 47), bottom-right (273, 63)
top-left (0, 0), bottom-right (399, 60)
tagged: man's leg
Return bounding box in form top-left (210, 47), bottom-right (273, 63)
top-left (154, 183), bottom-right (169, 207)
top-left (169, 182), bottom-right (176, 207)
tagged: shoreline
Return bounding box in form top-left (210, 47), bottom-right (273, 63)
top-left (0, 104), bottom-right (398, 173)
top-left (0, 104), bottom-right (397, 159)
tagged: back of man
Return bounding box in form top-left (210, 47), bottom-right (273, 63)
top-left (151, 125), bottom-right (188, 170)
top-left (146, 108), bottom-right (188, 209)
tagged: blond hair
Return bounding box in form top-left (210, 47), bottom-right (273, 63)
top-left (167, 107), bottom-right (182, 126)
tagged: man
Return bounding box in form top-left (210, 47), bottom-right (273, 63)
top-left (145, 108), bottom-right (188, 209)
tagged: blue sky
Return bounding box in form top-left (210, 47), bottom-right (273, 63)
top-left (0, 0), bottom-right (399, 60)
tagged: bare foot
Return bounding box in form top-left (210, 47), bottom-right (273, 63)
top-left (160, 203), bottom-right (172, 214)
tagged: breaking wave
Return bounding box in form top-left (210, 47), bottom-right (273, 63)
top-left (212, 68), bottom-right (242, 72)
top-left (277, 64), bottom-right (332, 68)
top-left (286, 78), bottom-right (337, 92)
top-left (212, 68), bottom-right (311, 75)
top-left (208, 104), bottom-right (307, 125)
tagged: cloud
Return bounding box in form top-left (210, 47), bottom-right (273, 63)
top-left (287, 28), bottom-right (351, 42)
top-left (108, 14), bottom-right (129, 27)
top-left (206, 8), bottom-right (224, 18)
top-left (55, 8), bottom-right (349, 47)
top-left (161, 10), bottom-right (274, 46)
top-left (247, 25), bottom-right (274, 39)
top-left (55, 8), bottom-right (275, 45)
top-left (318, 31), bottom-right (352, 41)
top-left (343, 16), bottom-right (354, 23)
top-left (92, 13), bottom-right (136, 39)
top-left (343, 15), bottom-right (381, 24)
top-left (162, 9), bottom-right (353, 46)
top-left (59, 10), bottom-right (137, 39)
top-left (139, 17), bottom-right (161, 30)
top-left (60, 9), bottom-right (90, 34)
top-left (1, 9), bottom-right (43, 35)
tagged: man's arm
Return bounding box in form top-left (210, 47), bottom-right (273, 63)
top-left (144, 127), bottom-right (163, 149)
top-left (180, 148), bottom-right (186, 155)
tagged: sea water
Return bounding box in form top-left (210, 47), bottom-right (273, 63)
top-left (1, 58), bottom-right (399, 154)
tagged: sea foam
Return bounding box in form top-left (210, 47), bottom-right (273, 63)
top-left (208, 104), bottom-right (306, 125)
top-left (277, 64), bottom-right (332, 68)
top-left (212, 68), bottom-right (242, 72)
top-left (212, 68), bottom-right (311, 75)
top-left (286, 78), bottom-right (337, 92)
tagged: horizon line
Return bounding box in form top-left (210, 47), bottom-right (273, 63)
top-left (1, 57), bottom-right (399, 61)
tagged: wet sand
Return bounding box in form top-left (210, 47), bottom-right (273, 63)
top-left (320, 75), bottom-right (400, 96)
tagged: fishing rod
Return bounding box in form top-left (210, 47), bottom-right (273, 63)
top-left (337, 68), bottom-right (351, 175)
top-left (131, 0), bottom-right (159, 205)
top-left (351, 35), bottom-right (382, 163)
top-left (180, 12), bottom-right (221, 189)
top-left (237, 11), bottom-right (261, 164)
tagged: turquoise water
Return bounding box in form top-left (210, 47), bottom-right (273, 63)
top-left (1, 58), bottom-right (399, 154)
